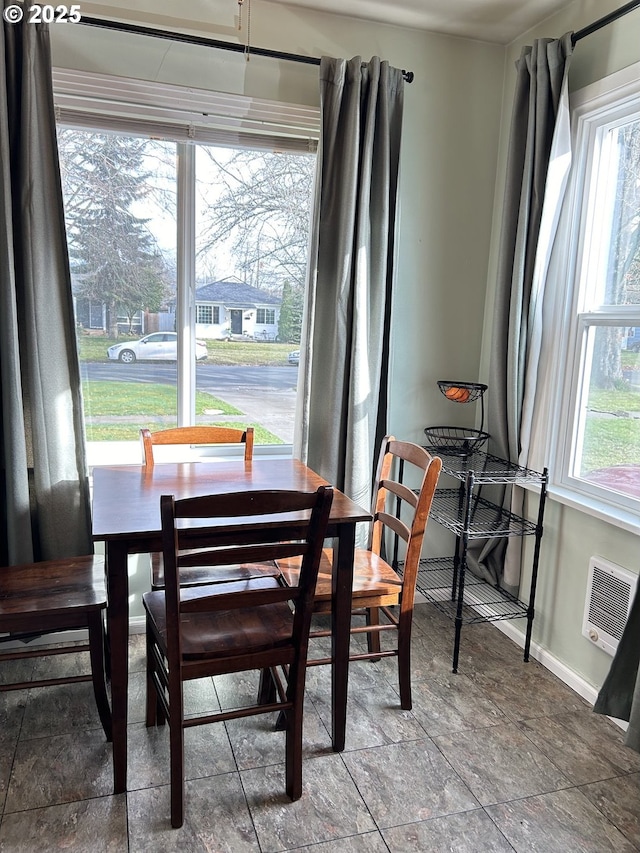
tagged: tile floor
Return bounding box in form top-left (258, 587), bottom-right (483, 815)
top-left (0, 604), bottom-right (639, 852)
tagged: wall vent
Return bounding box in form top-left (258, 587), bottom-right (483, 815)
top-left (582, 556), bottom-right (638, 656)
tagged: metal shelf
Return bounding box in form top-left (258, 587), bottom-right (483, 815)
top-left (418, 446), bottom-right (548, 673)
top-left (430, 489), bottom-right (539, 539)
top-left (431, 448), bottom-right (546, 486)
top-left (416, 557), bottom-right (529, 623)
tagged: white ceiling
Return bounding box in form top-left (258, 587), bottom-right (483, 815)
top-left (269, 0), bottom-right (577, 43)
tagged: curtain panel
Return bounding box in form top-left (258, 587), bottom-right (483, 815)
top-left (0, 10), bottom-right (91, 564)
top-left (294, 56), bottom-right (404, 520)
top-left (595, 582), bottom-right (640, 753)
top-left (468, 34), bottom-right (573, 590)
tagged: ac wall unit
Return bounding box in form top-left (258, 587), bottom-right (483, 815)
top-left (582, 556), bottom-right (638, 656)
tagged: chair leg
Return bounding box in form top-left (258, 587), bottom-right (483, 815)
top-left (87, 610), bottom-right (113, 742)
top-left (366, 607), bottom-right (382, 659)
top-left (285, 667), bottom-right (304, 801)
top-left (397, 620), bottom-right (412, 710)
top-left (168, 677), bottom-right (185, 828)
top-left (145, 622), bottom-right (159, 727)
top-left (258, 667), bottom-right (276, 704)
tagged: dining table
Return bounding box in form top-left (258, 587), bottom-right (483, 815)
top-left (91, 457), bottom-right (371, 793)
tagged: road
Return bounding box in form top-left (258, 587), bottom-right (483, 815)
top-left (83, 362), bottom-right (299, 443)
top-left (84, 362), bottom-right (298, 391)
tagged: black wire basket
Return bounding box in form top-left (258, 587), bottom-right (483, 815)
top-left (437, 381), bottom-right (487, 404)
top-left (424, 425), bottom-right (490, 456)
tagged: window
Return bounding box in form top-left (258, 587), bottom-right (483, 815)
top-left (196, 305), bottom-right (219, 325)
top-left (551, 64), bottom-right (640, 528)
top-left (257, 308), bottom-right (276, 324)
top-left (54, 70), bottom-right (319, 464)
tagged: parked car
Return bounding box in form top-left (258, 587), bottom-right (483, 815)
top-left (107, 332), bottom-right (208, 364)
top-left (288, 350), bottom-right (300, 365)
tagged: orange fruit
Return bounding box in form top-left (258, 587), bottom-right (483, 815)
top-left (444, 386), bottom-right (471, 402)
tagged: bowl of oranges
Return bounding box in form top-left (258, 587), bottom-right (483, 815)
top-left (425, 381), bottom-right (489, 455)
top-left (437, 381), bottom-right (487, 403)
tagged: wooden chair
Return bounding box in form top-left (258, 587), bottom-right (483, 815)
top-left (278, 436), bottom-right (442, 711)
top-left (0, 555), bottom-right (112, 741)
top-left (140, 426), bottom-right (259, 589)
top-left (143, 485), bottom-right (333, 828)
top-left (140, 425), bottom-right (254, 469)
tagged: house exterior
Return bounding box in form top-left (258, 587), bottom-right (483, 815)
top-left (195, 279), bottom-right (281, 341)
top-left (74, 297), bottom-right (144, 335)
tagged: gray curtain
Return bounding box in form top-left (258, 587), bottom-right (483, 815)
top-left (469, 34), bottom-right (573, 589)
top-left (0, 11), bottom-right (91, 564)
top-left (594, 583), bottom-right (640, 752)
top-left (294, 56), bottom-right (404, 519)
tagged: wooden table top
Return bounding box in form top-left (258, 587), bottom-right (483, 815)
top-left (92, 458), bottom-right (370, 542)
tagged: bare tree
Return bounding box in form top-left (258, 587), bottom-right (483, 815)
top-left (196, 148), bottom-right (315, 295)
top-left (594, 121), bottom-right (640, 388)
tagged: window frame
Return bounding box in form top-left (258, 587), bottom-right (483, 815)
top-left (548, 61), bottom-right (640, 534)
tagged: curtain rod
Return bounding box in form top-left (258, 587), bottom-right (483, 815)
top-left (78, 16), bottom-right (415, 83)
top-left (572, 0), bottom-right (640, 44)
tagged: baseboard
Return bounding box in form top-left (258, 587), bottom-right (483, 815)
top-left (493, 620), bottom-right (628, 731)
top-left (129, 616), bottom-right (146, 634)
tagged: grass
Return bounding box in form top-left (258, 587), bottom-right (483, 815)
top-left (581, 416), bottom-right (640, 473)
top-left (589, 389), bottom-right (640, 413)
top-left (82, 381), bottom-right (240, 417)
top-left (82, 380), bottom-right (284, 443)
top-left (85, 421), bottom-right (283, 444)
top-left (77, 334), bottom-right (298, 366)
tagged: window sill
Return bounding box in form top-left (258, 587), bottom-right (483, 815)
top-left (545, 482), bottom-right (640, 537)
top-left (86, 441), bottom-right (294, 468)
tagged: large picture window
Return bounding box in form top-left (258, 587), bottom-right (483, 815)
top-left (54, 71), bottom-right (319, 464)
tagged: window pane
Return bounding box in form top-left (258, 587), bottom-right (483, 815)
top-left (591, 120), bottom-right (640, 307)
top-left (574, 325), bottom-right (640, 498)
top-left (194, 146), bottom-right (314, 445)
top-left (59, 129), bottom-right (178, 443)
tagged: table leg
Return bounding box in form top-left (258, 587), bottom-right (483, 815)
top-left (106, 540), bottom-right (129, 793)
top-left (331, 523), bottom-right (355, 752)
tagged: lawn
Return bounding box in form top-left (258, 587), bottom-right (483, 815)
top-left (582, 387), bottom-right (640, 472)
top-left (82, 380), bottom-right (283, 444)
top-left (77, 334), bottom-right (296, 366)
top-left (581, 417), bottom-right (640, 473)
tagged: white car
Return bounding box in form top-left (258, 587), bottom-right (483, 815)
top-left (107, 332), bottom-right (208, 364)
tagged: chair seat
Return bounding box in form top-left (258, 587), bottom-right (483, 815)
top-left (0, 556), bottom-right (106, 619)
top-left (152, 555), bottom-right (281, 590)
top-left (0, 555), bottom-right (112, 745)
top-left (278, 548), bottom-right (402, 611)
top-left (143, 577), bottom-right (295, 660)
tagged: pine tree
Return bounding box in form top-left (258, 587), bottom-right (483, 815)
top-left (278, 279), bottom-right (304, 343)
top-left (59, 131), bottom-right (171, 337)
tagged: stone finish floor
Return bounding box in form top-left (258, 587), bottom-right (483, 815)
top-left (0, 604), bottom-right (638, 852)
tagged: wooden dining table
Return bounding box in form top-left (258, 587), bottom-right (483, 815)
top-left (92, 457), bottom-right (371, 793)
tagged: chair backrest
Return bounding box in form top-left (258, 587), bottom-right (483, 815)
top-left (141, 426), bottom-right (254, 467)
top-left (160, 486), bottom-right (333, 664)
top-left (370, 436), bottom-right (442, 606)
